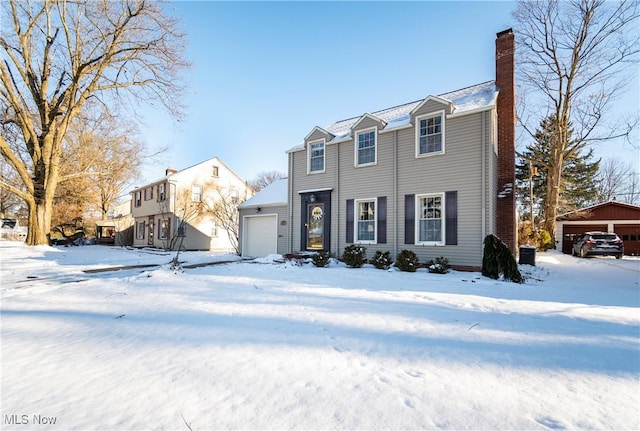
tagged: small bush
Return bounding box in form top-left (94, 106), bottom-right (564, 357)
top-left (427, 256), bottom-right (451, 274)
top-left (538, 229), bottom-right (554, 251)
top-left (312, 250), bottom-right (332, 267)
top-left (372, 250), bottom-right (393, 270)
top-left (396, 249), bottom-right (418, 272)
top-left (482, 234), bottom-right (523, 283)
top-left (341, 244), bottom-right (367, 268)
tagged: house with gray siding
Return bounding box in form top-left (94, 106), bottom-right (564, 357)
top-left (283, 29), bottom-right (517, 270)
top-left (238, 178), bottom-right (289, 257)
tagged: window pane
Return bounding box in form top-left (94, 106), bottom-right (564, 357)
top-left (310, 143), bottom-right (324, 172)
top-left (357, 200), bottom-right (375, 241)
top-left (418, 115), bottom-right (442, 154)
top-left (418, 196), bottom-right (442, 242)
top-left (358, 131), bottom-right (376, 165)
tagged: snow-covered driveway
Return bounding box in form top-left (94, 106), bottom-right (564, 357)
top-left (1, 242), bottom-right (638, 430)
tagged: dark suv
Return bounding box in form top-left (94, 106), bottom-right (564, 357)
top-left (572, 232), bottom-right (624, 259)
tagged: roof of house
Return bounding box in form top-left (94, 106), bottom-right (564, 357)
top-left (556, 200), bottom-right (640, 220)
top-left (131, 156), bottom-right (245, 193)
top-left (289, 80), bottom-right (497, 152)
top-left (238, 178), bottom-right (288, 209)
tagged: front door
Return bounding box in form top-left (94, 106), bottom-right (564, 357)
top-left (148, 216), bottom-right (154, 246)
top-left (307, 203), bottom-right (324, 250)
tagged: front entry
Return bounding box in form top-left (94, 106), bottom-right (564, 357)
top-left (300, 191), bottom-right (331, 251)
top-left (307, 203), bottom-right (324, 250)
top-left (148, 216), bottom-right (154, 246)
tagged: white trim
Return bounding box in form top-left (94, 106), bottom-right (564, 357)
top-left (354, 126), bottom-right (378, 167)
top-left (307, 139), bottom-right (326, 174)
top-left (415, 192), bottom-right (446, 246)
top-left (355, 197), bottom-right (377, 244)
top-left (447, 104), bottom-right (495, 119)
top-left (297, 187), bottom-right (333, 194)
top-left (304, 126), bottom-right (334, 142)
top-left (409, 95), bottom-right (453, 116)
top-left (415, 111), bottom-right (445, 158)
top-left (351, 113), bottom-right (387, 131)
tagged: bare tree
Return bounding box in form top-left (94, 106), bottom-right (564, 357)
top-left (0, 159), bottom-right (24, 217)
top-left (63, 107), bottom-right (145, 218)
top-left (596, 158), bottom-right (639, 204)
top-left (0, 0), bottom-right (188, 245)
top-left (249, 171), bottom-right (286, 192)
top-left (205, 187), bottom-right (244, 254)
top-left (514, 0), bottom-right (639, 239)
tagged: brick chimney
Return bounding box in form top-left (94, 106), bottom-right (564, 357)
top-left (495, 28), bottom-right (516, 254)
top-left (165, 168), bottom-right (177, 176)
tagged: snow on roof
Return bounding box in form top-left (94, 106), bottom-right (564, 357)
top-left (289, 81), bottom-right (497, 152)
top-left (238, 178), bottom-right (288, 208)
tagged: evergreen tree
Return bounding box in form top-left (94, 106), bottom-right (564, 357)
top-left (516, 116), bottom-right (600, 222)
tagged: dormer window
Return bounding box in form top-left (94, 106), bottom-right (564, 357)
top-left (416, 112), bottom-right (444, 156)
top-left (308, 140), bottom-right (325, 173)
top-left (355, 128), bottom-right (376, 166)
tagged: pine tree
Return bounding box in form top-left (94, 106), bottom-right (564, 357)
top-left (516, 116), bottom-right (600, 222)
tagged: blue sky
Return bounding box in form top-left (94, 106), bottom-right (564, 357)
top-left (138, 0), bottom-right (639, 184)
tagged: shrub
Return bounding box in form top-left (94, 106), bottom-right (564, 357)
top-left (396, 249), bottom-right (418, 272)
top-left (341, 244), bottom-right (367, 268)
top-left (538, 229), bottom-right (554, 251)
top-left (311, 250), bottom-right (332, 267)
top-left (482, 234), bottom-right (523, 283)
top-left (427, 256), bottom-right (451, 274)
top-left (371, 250), bottom-right (393, 270)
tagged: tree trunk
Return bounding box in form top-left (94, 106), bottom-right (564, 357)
top-left (26, 199), bottom-right (53, 245)
top-left (543, 149), bottom-right (564, 244)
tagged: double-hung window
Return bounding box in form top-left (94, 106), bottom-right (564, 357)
top-left (158, 183), bottom-right (165, 201)
top-left (416, 112), bottom-right (444, 156)
top-left (134, 191), bottom-right (142, 207)
top-left (356, 129), bottom-right (376, 166)
top-left (416, 193), bottom-right (444, 245)
top-left (356, 199), bottom-right (376, 243)
top-left (192, 185), bottom-right (203, 202)
top-left (309, 140), bottom-right (325, 173)
top-left (136, 220), bottom-right (145, 240)
top-left (159, 218), bottom-right (170, 240)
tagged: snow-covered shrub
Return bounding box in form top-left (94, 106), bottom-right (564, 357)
top-left (395, 249), bottom-right (418, 272)
top-left (426, 256), bottom-right (450, 274)
top-left (371, 250), bottom-right (393, 270)
top-left (341, 244), bottom-right (367, 268)
top-left (312, 250), bottom-right (332, 267)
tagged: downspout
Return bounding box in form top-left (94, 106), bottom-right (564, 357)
top-left (481, 111), bottom-right (486, 246)
top-left (336, 142), bottom-right (340, 256)
top-left (394, 130), bottom-right (398, 258)
top-left (288, 153), bottom-right (293, 253)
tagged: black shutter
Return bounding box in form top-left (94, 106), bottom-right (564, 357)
top-left (377, 196), bottom-right (387, 244)
top-left (346, 199), bottom-right (354, 243)
top-left (445, 191), bottom-right (458, 245)
top-left (404, 194), bottom-right (415, 245)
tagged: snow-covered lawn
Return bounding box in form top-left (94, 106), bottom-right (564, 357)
top-left (1, 241), bottom-right (638, 430)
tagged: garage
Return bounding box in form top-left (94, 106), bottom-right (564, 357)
top-left (243, 215), bottom-right (278, 257)
top-left (556, 201), bottom-right (640, 256)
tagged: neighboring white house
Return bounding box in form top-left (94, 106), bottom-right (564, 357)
top-left (130, 157), bottom-right (252, 252)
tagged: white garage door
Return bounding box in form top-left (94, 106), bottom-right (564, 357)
top-left (243, 215), bottom-right (277, 257)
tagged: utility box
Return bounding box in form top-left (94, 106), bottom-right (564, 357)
top-left (519, 245), bottom-right (536, 266)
